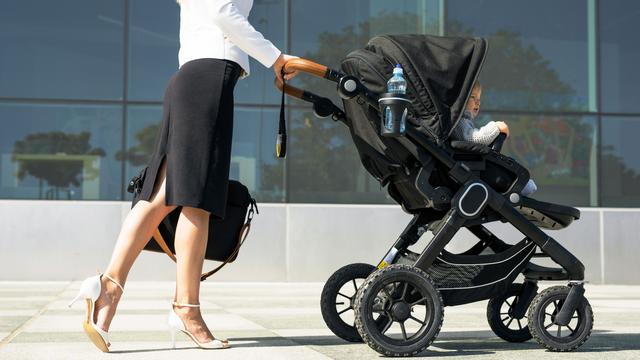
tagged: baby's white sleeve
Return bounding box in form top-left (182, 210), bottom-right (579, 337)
top-left (466, 121), bottom-right (501, 145)
top-left (206, 0), bottom-right (282, 67)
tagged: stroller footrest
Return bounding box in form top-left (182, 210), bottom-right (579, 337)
top-left (516, 197), bottom-right (580, 230)
top-left (523, 263), bottom-right (569, 281)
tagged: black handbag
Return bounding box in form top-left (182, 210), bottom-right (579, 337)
top-left (127, 166), bottom-right (258, 281)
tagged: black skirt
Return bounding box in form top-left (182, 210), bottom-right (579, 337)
top-left (138, 58), bottom-right (242, 219)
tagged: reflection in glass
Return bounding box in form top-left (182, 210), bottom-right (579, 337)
top-left (128, 0), bottom-right (180, 101)
top-left (446, 0), bottom-right (588, 111)
top-left (0, 103), bottom-right (122, 200)
top-left (599, 1), bottom-right (640, 113)
top-left (290, 0), bottom-right (441, 105)
top-left (127, 0), bottom-right (286, 104)
top-left (233, 107), bottom-right (284, 202)
top-left (477, 113), bottom-right (596, 206)
top-left (123, 105), bottom-right (163, 193)
top-left (288, 109), bottom-right (395, 204)
top-left (0, 0), bottom-right (124, 99)
top-left (601, 117), bottom-right (640, 207)
top-left (125, 106), bottom-right (285, 202)
top-left (235, 0), bottom-right (286, 105)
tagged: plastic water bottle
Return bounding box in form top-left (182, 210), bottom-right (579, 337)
top-left (384, 64), bottom-right (407, 133)
top-left (387, 64), bottom-right (407, 94)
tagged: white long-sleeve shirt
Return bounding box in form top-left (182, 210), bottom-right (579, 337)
top-left (451, 111), bottom-right (500, 145)
top-left (178, 0), bottom-right (282, 78)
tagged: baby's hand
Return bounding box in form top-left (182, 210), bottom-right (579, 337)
top-left (496, 121), bottom-right (510, 137)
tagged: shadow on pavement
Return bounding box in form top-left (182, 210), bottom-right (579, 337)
top-left (229, 329), bottom-right (640, 356)
top-left (106, 329), bottom-right (640, 355)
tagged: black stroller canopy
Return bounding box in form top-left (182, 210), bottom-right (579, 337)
top-left (349, 34), bottom-right (488, 141)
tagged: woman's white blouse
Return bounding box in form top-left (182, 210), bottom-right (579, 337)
top-left (178, 0), bottom-right (282, 77)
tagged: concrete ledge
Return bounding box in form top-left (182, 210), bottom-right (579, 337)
top-left (0, 200), bottom-right (636, 284)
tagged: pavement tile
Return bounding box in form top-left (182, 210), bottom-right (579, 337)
top-left (0, 282), bottom-right (638, 359)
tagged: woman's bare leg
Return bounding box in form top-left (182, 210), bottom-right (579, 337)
top-left (94, 158), bottom-right (178, 331)
top-left (172, 206), bottom-right (221, 343)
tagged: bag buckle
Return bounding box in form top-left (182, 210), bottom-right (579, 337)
top-left (247, 198), bottom-right (259, 223)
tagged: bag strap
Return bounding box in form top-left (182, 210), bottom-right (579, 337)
top-left (276, 70), bottom-right (287, 158)
top-left (199, 222), bottom-right (251, 281)
top-left (151, 199), bottom-right (258, 281)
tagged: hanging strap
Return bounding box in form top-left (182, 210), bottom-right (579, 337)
top-left (151, 200), bottom-right (258, 281)
top-left (276, 71), bottom-right (287, 158)
top-left (199, 222), bottom-right (251, 281)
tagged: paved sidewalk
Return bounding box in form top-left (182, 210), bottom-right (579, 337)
top-left (0, 281), bottom-right (639, 359)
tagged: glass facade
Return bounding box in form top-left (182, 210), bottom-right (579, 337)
top-left (1, 0), bottom-right (638, 207)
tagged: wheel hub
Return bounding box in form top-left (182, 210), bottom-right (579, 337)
top-left (391, 301), bottom-right (411, 322)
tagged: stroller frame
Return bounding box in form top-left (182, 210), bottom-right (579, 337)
top-left (278, 57), bottom-right (584, 282)
top-left (278, 51), bottom-right (592, 355)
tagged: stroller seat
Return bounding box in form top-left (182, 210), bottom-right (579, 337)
top-left (517, 197), bottom-right (580, 230)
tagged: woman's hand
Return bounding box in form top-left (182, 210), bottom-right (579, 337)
top-left (273, 54), bottom-right (300, 83)
top-left (496, 121), bottom-right (510, 137)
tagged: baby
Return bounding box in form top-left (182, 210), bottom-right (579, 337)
top-left (452, 82), bottom-right (537, 196)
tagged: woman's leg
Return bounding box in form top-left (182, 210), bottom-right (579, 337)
top-left (172, 206), bottom-right (219, 343)
top-left (94, 157), bottom-right (178, 331)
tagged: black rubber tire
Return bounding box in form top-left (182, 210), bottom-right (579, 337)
top-left (354, 264), bottom-right (444, 357)
top-left (321, 263), bottom-right (377, 342)
top-left (528, 285), bottom-right (594, 352)
top-left (487, 283), bottom-right (533, 343)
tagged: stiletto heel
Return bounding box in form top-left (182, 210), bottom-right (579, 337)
top-left (169, 326), bottom-right (177, 349)
top-left (67, 292), bottom-right (82, 308)
top-left (167, 302), bottom-right (229, 349)
top-left (68, 273), bottom-right (124, 352)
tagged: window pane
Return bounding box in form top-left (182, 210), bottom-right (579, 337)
top-left (125, 105), bottom-right (284, 202)
top-left (233, 107), bottom-right (284, 202)
top-left (0, 1), bottom-right (124, 100)
top-left (288, 109), bottom-right (395, 204)
top-left (476, 113), bottom-right (597, 206)
top-left (0, 103), bottom-right (122, 200)
top-left (600, 1), bottom-right (640, 113)
top-left (601, 117), bottom-right (640, 207)
top-left (290, 0), bottom-right (441, 105)
top-left (127, 0), bottom-right (286, 103)
top-left (235, 0), bottom-right (286, 105)
top-left (446, 0), bottom-right (589, 111)
top-left (123, 105), bottom-right (163, 194)
top-left (127, 0), bottom-right (180, 101)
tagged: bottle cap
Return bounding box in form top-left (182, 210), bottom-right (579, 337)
top-left (393, 64), bottom-right (403, 75)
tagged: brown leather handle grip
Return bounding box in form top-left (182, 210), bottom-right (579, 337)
top-left (274, 78), bottom-right (305, 99)
top-left (283, 58), bottom-right (328, 78)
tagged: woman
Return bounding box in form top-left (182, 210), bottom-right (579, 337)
top-left (67, 0), bottom-right (298, 352)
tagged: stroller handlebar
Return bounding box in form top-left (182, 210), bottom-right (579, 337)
top-left (274, 78), bottom-right (305, 99)
top-left (283, 58), bottom-right (330, 79)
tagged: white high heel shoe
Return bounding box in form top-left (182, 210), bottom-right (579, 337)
top-left (168, 302), bottom-right (229, 349)
top-left (67, 273), bottom-right (124, 352)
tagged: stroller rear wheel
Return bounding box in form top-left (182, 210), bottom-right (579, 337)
top-left (321, 263), bottom-right (388, 342)
top-left (354, 264), bottom-right (443, 357)
top-left (486, 283), bottom-right (532, 342)
top-left (528, 285), bottom-right (593, 351)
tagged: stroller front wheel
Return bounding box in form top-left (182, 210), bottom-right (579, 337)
top-left (354, 264), bottom-right (444, 357)
top-left (527, 285), bottom-right (594, 351)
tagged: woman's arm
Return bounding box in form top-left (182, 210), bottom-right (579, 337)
top-left (205, 0), bottom-right (281, 68)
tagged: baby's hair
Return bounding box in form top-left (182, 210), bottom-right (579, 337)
top-left (473, 81), bottom-right (482, 91)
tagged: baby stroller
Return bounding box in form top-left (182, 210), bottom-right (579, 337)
top-left (277, 34), bottom-right (593, 356)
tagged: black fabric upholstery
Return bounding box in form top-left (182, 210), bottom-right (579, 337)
top-left (450, 140), bottom-right (491, 154)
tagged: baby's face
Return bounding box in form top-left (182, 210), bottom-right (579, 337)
top-left (466, 87), bottom-right (482, 118)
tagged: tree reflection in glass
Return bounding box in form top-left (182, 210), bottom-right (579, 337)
top-left (12, 131), bottom-right (106, 200)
